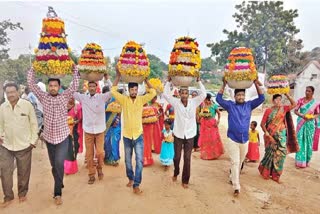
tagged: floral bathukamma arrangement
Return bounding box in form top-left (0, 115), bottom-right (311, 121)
top-left (78, 43), bottom-right (107, 81)
top-left (106, 102), bottom-right (121, 113)
top-left (33, 7), bottom-right (74, 77)
top-left (224, 47), bottom-right (257, 89)
top-left (168, 36), bottom-right (201, 86)
top-left (148, 78), bottom-right (163, 94)
top-left (117, 41), bottom-right (150, 83)
top-left (142, 106), bottom-right (158, 124)
top-left (199, 107), bottom-right (212, 118)
top-left (267, 75), bottom-right (290, 95)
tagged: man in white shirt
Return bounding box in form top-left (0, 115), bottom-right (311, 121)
top-left (36, 78), bottom-right (46, 92)
top-left (0, 82), bottom-right (38, 207)
top-left (73, 78), bottom-right (112, 184)
top-left (163, 77), bottom-right (206, 189)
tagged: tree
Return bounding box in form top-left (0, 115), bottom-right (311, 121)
top-left (200, 57), bottom-right (219, 71)
top-left (0, 19), bottom-right (23, 102)
top-left (207, 1), bottom-right (301, 75)
top-left (147, 54), bottom-right (167, 79)
top-left (0, 19), bottom-right (23, 61)
top-left (0, 54), bottom-right (30, 85)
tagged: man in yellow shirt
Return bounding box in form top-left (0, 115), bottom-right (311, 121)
top-left (111, 69), bottom-right (156, 195)
top-left (0, 83), bottom-right (38, 207)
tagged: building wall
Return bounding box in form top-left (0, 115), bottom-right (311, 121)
top-left (294, 63), bottom-right (320, 102)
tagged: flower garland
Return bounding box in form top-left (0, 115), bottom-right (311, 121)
top-left (168, 36), bottom-right (201, 77)
top-left (224, 47), bottom-right (257, 81)
top-left (78, 43), bottom-right (107, 74)
top-left (117, 41), bottom-right (150, 78)
top-left (267, 75), bottom-right (290, 94)
top-left (148, 78), bottom-right (164, 93)
top-left (33, 10), bottom-right (74, 75)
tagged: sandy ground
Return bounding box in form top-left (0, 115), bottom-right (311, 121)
top-left (1, 111), bottom-right (320, 214)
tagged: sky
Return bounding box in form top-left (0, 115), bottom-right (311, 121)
top-left (0, 0), bottom-right (319, 63)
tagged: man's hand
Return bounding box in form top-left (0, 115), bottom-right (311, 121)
top-left (115, 65), bottom-right (121, 77)
top-left (222, 76), bottom-right (227, 87)
top-left (254, 79), bottom-right (263, 86)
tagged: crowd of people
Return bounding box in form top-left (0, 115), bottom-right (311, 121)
top-left (0, 67), bottom-right (319, 207)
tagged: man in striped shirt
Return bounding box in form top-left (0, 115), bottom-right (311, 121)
top-left (27, 67), bottom-right (79, 205)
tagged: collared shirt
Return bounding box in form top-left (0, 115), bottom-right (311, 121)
top-left (27, 68), bottom-right (80, 144)
top-left (74, 91), bottom-right (112, 134)
top-left (216, 93), bottom-right (265, 143)
top-left (0, 99), bottom-right (38, 151)
top-left (163, 81), bottom-right (206, 139)
top-left (111, 86), bottom-right (156, 140)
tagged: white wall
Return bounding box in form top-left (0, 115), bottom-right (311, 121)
top-left (294, 63), bottom-right (320, 102)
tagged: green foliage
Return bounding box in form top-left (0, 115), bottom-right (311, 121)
top-left (147, 54), bottom-right (167, 79)
top-left (207, 1), bottom-right (301, 74)
top-left (200, 57), bottom-right (218, 71)
top-left (0, 54), bottom-right (31, 85)
top-left (0, 19), bottom-right (23, 61)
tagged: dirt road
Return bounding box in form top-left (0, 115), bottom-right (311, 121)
top-left (1, 111), bottom-right (319, 214)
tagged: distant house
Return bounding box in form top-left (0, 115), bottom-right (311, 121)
top-left (292, 60), bottom-right (320, 102)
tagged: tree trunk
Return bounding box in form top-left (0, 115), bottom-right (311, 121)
top-left (263, 47), bottom-right (268, 75)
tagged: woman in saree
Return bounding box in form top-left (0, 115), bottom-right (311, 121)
top-left (294, 86), bottom-right (320, 168)
top-left (142, 105), bottom-right (162, 166)
top-left (151, 95), bottom-right (164, 133)
top-left (64, 98), bottom-right (81, 175)
top-left (198, 93), bottom-right (224, 160)
top-left (259, 93), bottom-right (298, 183)
top-left (104, 97), bottom-right (121, 166)
top-left (150, 96), bottom-right (163, 154)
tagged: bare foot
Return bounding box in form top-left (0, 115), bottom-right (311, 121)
top-left (54, 196), bottom-right (63, 205)
top-left (233, 190), bottom-right (240, 197)
top-left (182, 183), bottom-right (189, 189)
top-left (172, 176), bottom-right (177, 182)
top-left (0, 199), bottom-right (13, 208)
top-left (19, 196), bottom-right (27, 203)
top-left (126, 180), bottom-right (134, 187)
top-left (133, 187), bottom-right (143, 195)
top-left (273, 179), bottom-right (283, 184)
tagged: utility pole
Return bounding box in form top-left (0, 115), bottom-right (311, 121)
top-left (28, 43), bottom-right (32, 67)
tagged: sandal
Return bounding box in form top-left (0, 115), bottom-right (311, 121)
top-left (88, 176), bottom-right (95, 184)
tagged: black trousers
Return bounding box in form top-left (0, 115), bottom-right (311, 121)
top-left (173, 136), bottom-right (194, 184)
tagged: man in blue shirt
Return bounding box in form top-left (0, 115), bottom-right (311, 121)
top-left (216, 78), bottom-right (264, 197)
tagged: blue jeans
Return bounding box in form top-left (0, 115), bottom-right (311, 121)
top-left (46, 137), bottom-right (68, 197)
top-left (123, 135), bottom-right (144, 188)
